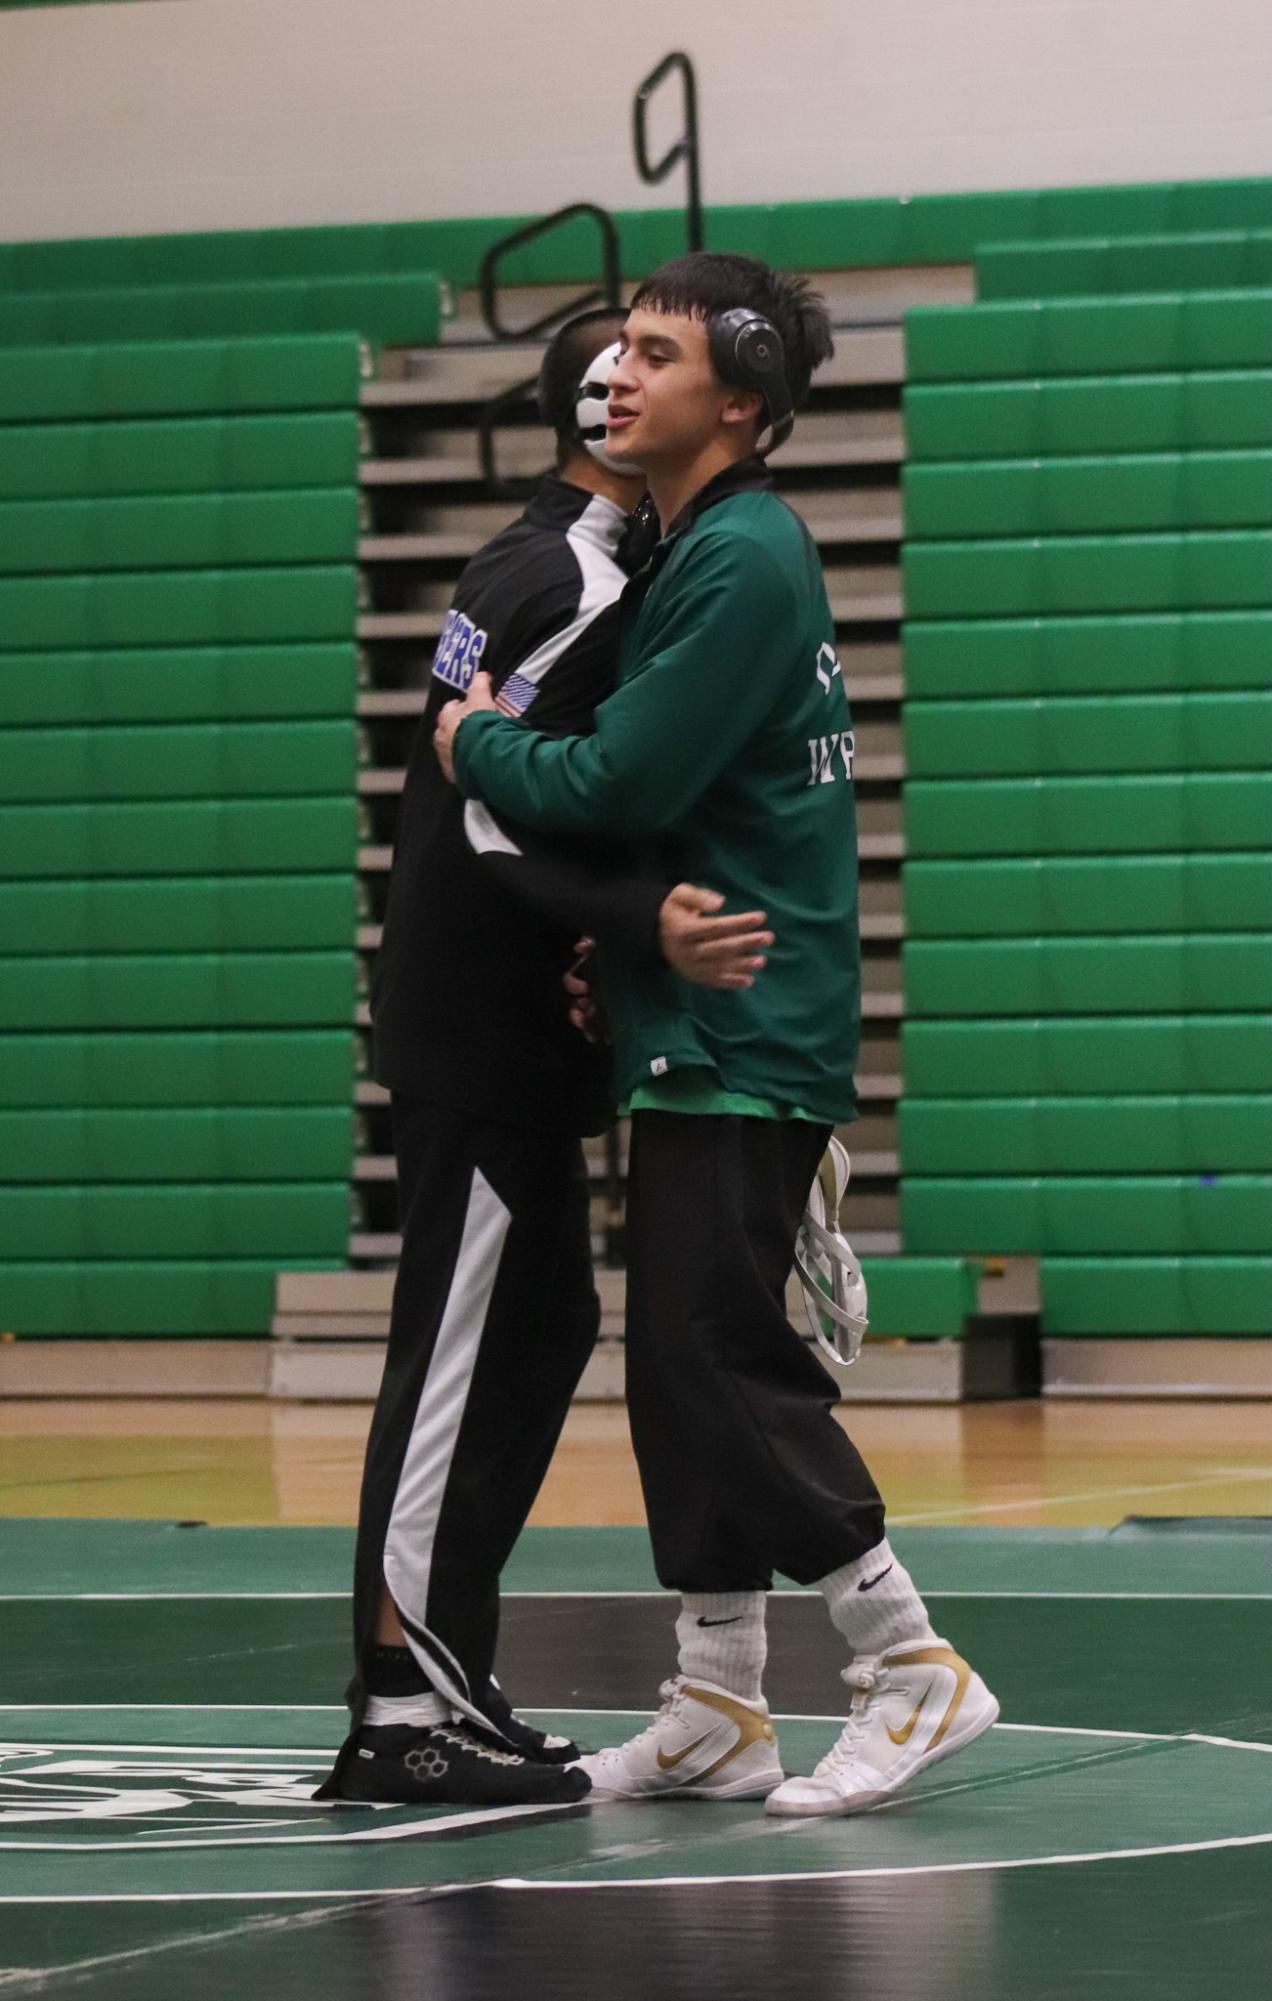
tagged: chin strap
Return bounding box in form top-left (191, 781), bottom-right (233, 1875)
top-left (794, 1136), bottom-right (869, 1367)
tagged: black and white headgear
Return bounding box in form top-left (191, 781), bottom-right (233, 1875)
top-left (573, 339), bottom-right (645, 476)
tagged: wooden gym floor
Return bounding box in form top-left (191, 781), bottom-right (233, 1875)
top-left (1, 1394), bottom-right (1270, 1529)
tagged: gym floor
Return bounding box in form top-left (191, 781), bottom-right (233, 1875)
top-left (2, 1394), bottom-right (1272, 1528)
top-left (1, 1401), bottom-right (1269, 1998)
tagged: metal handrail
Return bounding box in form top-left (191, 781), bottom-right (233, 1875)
top-left (476, 202), bottom-right (622, 493)
top-left (632, 51), bottom-right (703, 253)
top-left (478, 201), bottom-right (621, 342)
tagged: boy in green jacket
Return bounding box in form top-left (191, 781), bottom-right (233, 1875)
top-left (435, 253), bottom-right (997, 1817)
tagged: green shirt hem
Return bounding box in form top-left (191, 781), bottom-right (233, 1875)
top-left (620, 1066), bottom-right (821, 1123)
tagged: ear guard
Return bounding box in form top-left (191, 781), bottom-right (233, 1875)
top-left (794, 1136), bottom-right (869, 1367)
top-left (573, 339), bottom-right (645, 475)
top-left (708, 306), bottom-right (795, 454)
top-left (535, 304), bottom-right (627, 426)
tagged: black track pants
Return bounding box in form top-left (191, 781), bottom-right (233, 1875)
top-left (347, 1094), bottom-right (599, 1730)
top-left (623, 1111), bottom-right (886, 1592)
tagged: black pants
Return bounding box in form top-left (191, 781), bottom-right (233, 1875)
top-left (346, 1094), bottom-right (598, 1731)
top-left (624, 1111), bottom-right (885, 1592)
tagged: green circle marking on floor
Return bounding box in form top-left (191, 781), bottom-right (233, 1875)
top-left (2, 1708), bottom-right (1270, 1902)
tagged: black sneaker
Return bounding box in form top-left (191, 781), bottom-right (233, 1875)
top-left (313, 1721), bottom-right (591, 1807)
top-left (475, 1678), bottom-right (581, 1765)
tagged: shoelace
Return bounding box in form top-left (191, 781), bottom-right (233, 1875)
top-left (814, 1660), bottom-right (890, 1774)
top-left (622, 1678), bottom-right (688, 1752)
top-left (435, 1723), bottom-right (524, 1768)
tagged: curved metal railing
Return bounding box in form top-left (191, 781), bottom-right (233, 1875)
top-left (477, 202), bottom-right (622, 494)
top-left (478, 200), bottom-right (621, 343)
top-left (632, 51), bottom-right (703, 253)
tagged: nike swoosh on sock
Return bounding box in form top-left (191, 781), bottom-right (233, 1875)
top-left (697, 1615), bottom-right (743, 1628)
top-left (858, 1564), bottom-right (894, 1593)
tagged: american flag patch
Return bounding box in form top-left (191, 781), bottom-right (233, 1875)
top-left (495, 673), bottom-right (539, 717)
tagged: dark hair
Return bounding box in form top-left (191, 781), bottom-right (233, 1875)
top-left (537, 307), bottom-right (629, 464)
top-left (629, 252), bottom-right (833, 411)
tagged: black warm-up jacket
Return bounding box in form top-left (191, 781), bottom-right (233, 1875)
top-left (370, 474), bottom-right (664, 1135)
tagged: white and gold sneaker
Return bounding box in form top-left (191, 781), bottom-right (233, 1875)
top-left (765, 1644), bottom-right (998, 1817)
top-left (579, 1677), bottom-right (783, 1801)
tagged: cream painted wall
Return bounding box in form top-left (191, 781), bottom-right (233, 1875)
top-left (2, 0), bottom-right (1272, 242)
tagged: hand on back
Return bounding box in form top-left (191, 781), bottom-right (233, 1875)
top-left (658, 884), bottom-right (772, 990)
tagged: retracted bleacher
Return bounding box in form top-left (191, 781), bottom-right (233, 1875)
top-left (0, 333), bottom-right (369, 1365)
top-left (0, 218), bottom-right (453, 1377)
top-left (902, 271), bottom-right (1272, 1394)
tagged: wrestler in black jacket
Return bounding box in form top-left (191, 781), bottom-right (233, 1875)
top-left (371, 470), bottom-right (662, 1137)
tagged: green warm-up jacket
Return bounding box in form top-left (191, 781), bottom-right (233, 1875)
top-left (453, 459), bottom-right (862, 1122)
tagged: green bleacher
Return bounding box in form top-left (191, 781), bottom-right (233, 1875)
top-left (905, 937), bottom-right (1272, 1014)
top-left (906, 372), bottom-right (1272, 459)
top-left (0, 413), bottom-right (361, 500)
top-left (854, 1258), bottom-right (979, 1338)
top-left (0, 1030), bottom-right (356, 1105)
top-left (905, 774), bottom-right (1272, 853)
top-left (1038, 1258), bottom-right (1272, 1336)
top-left (0, 1190), bottom-right (348, 1262)
top-left (0, 566), bottom-right (357, 650)
top-left (0, 1263), bottom-right (337, 1338)
top-left (902, 276), bottom-right (1272, 1344)
top-left (903, 1017), bottom-right (1272, 1096)
top-left (906, 855), bottom-right (1272, 933)
top-left (0, 334), bottom-right (366, 422)
top-left (0, 274), bottom-right (443, 348)
top-left (902, 1179), bottom-right (1271, 1253)
top-left (0, 797), bottom-right (358, 876)
top-left (0, 1107), bottom-right (354, 1182)
top-left (0, 331), bottom-right (366, 1338)
top-left (977, 231), bottom-right (1272, 301)
top-left (906, 453), bottom-right (1272, 537)
top-left (906, 695), bottom-right (1272, 775)
top-left (905, 608), bottom-right (1272, 696)
top-left (907, 290), bottom-right (1272, 380)
top-left (0, 219), bottom-right (460, 295)
top-left (0, 721), bottom-right (355, 800)
top-left (0, 876), bottom-right (357, 954)
top-left (907, 528), bottom-right (1272, 617)
top-left (0, 951), bottom-right (356, 1030)
top-left (0, 645), bottom-right (358, 726)
top-left (902, 1099), bottom-right (1272, 1174)
top-left (0, 490), bottom-right (359, 573)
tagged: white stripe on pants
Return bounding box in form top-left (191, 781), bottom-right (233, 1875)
top-left (383, 1165), bottom-right (511, 1722)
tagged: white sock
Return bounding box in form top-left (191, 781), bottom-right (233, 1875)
top-left (364, 1690), bottom-right (449, 1729)
top-left (817, 1538), bottom-right (940, 1661)
top-left (676, 1591), bottom-right (767, 1704)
